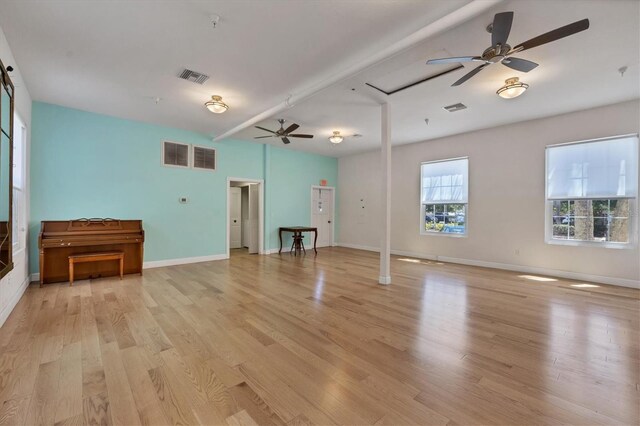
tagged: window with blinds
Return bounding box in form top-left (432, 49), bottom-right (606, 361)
top-left (545, 135), bottom-right (638, 246)
top-left (193, 146), bottom-right (216, 171)
top-left (420, 157), bottom-right (468, 235)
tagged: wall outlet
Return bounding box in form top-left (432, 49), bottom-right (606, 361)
top-left (514, 248), bottom-right (520, 255)
top-left (179, 197), bottom-right (188, 204)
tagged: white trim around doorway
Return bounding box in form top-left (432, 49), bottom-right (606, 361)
top-left (310, 185), bottom-right (336, 247)
top-left (226, 177), bottom-right (265, 258)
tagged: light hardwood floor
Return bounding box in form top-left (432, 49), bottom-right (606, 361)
top-left (0, 247), bottom-right (638, 425)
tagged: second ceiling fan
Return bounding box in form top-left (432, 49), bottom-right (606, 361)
top-left (254, 119), bottom-right (314, 144)
top-left (426, 12), bottom-right (590, 86)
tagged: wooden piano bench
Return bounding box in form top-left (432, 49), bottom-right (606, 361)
top-left (68, 251), bottom-right (124, 286)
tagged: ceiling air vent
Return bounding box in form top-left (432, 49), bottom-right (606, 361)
top-left (443, 103), bottom-right (467, 112)
top-left (178, 68), bottom-right (209, 85)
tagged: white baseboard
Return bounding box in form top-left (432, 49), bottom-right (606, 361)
top-left (0, 275), bottom-right (31, 327)
top-left (30, 272), bottom-right (39, 283)
top-left (337, 243), bottom-right (640, 289)
top-left (143, 254), bottom-right (228, 269)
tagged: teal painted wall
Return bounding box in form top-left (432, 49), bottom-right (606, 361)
top-left (267, 147), bottom-right (338, 250)
top-left (30, 102), bottom-right (337, 273)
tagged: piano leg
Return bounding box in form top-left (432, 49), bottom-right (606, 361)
top-left (140, 242), bottom-right (144, 275)
top-left (39, 249), bottom-right (45, 287)
top-left (69, 259), bottom-right (74, 286)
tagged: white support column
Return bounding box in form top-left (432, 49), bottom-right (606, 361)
top-left (379, 103), bottom-right (391, 285)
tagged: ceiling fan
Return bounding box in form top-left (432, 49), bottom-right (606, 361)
top-left (254, 119), bottom-right (314, 144)
top-left (426, 12), bottom-right (590, 86)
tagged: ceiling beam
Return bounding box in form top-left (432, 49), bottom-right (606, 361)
top-left (212, 0), bottom-right (503, 142)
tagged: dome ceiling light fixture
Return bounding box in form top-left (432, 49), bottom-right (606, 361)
top-left (497, 77), bottom-right (529, 99)
top-left (205, 95), bottom-right (228, 113)
top-left (329, 131), bottom-right (344, 144)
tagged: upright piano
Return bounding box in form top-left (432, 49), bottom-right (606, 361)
top-left (39, 218), bottom-right (144, 285)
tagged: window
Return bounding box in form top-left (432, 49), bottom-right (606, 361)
top-left (421, 157), bottom-right (468, 235)
top-left (12, 113), bottom-right (26, 253)
top-left (193, 145), bottom-right (216, 171)
top-left (546, 135), bottom-right (638, 247)
top-left (163, 141), bottom-right (189, 168)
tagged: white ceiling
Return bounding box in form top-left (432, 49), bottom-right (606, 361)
top-left (237, 0), bottom-right (640, 157)
top-left (1, 0), bottom-right (638, 158)
top-left (0, 0), bottom-right (471, 135)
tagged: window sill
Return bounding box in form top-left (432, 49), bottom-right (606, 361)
top-left (546, 238), bottom-right (636, 250)
top-left (420, 231), bottom-right (467, 238)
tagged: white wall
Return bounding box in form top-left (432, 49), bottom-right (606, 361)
top-left (0, 24), bottom-right (32, 327)
top-left (338, 100), bottom-right (640, 288)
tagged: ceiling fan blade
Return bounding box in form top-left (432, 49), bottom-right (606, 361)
top-left (254, 135), bottom-right (274, 139)
top-left (283, 123), bottom-right (299, 134)
top-left (255, 126), bottom-right (276, 134)
top-left (288, 134), bottom-right (314, 138)
top-left (491, 11), bottom-right (514, 46)
top-left (502, 57), bottom-right (538, 72)
top-left (452, 63), bottom-right (489, 86)
top-left (512, 18), bottom-right (589, 53)
top-left (427, 56), bottom-right (483, 65)
top-left (282, 137), bottom-right (291, 144)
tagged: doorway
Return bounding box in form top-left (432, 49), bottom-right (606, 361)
top-left (310, 186), bottom-right (335, 248)
top-left (227, 178), bottom-right (264, 257)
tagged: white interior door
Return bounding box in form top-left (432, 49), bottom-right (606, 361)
top-left (311, 187), bottom-right (334, 248)
top-left (248, 184), bottom-right (259, 254)
top-left (230, 187), bottom-right (242, 249)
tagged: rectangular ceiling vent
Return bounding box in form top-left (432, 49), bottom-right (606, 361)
top-left (443, 103), bottom-right (467, 112)
top-left (178, 68), bottom-right (209, 85)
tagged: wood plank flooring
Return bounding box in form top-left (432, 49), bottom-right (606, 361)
top-left (0, 247), bottom-right (638, 425)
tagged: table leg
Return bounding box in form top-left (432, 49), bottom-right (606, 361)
top-left (313, 229), bottom-right (318, 255)
top-left (279, 228), bottom-right (283, 254)
top-left (119, 256), bottom-right (124, 280)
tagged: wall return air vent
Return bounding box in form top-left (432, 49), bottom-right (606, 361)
top-left (443, 103), bottom-right (467, 112)
top-left (178, 68), bottom-right (209, 85)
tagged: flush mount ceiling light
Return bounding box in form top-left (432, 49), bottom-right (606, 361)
top-left (497, 77), bottom-right (529, 99)
top-left (329, 131), bottom-right (344, 144)
top-left (205, 95), bottom-right (228, 113)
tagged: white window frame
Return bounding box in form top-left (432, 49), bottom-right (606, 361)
top-left (162, 140), bottom-right (191, 169)
top-left (544, 134), bottom-right (639, 249)
top-left (191, 144), bottom-right (217, 172)
top-left (420, 157), bottom-right (468, 238)
top-left (12, 112), bottom-right (26, 255)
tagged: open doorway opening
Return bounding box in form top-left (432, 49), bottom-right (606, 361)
top-left (227, 178), bottom-right (264, 258)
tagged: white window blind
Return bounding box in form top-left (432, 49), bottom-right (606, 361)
top-left (546, 135), bottom-right (638, 200)
top-left (421, 158), bottom-right (468, 204)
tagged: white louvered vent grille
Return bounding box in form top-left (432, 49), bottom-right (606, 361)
top-left (163, 141), bottom-right (189, 167)
top-left (178, 68), bottom-right (209, 85)
top-left (193, 146), bottom-right (216, 171)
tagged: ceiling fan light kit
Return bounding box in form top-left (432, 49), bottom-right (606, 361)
top-left (426, 12), bottom-right (589, 87)
top-left (497, 77), bottom-right (528, 99)
top-left (329, 131), bottom-right (344, 144)
top-left (205, 95), bottom-right (229, 113)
